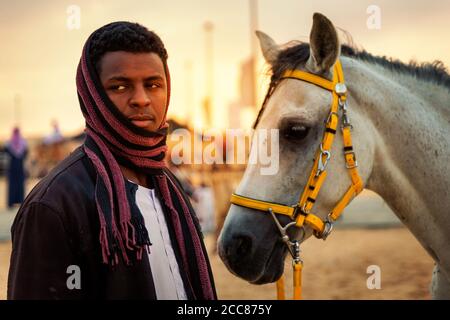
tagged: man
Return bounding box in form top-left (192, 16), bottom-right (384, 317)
top-left (8, 22), bottom-right (216, 300)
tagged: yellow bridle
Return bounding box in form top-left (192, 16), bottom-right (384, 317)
top-left (229, 60), bottom-right (364, 299)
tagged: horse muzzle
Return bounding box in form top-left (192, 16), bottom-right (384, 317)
top-left (218, 205), bottom-right (288, 284)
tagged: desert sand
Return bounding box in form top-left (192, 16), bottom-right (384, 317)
top-left (0, 227), bottom-right (434, 300)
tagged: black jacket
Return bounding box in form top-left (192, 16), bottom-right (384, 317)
top-left (7, 146), bottom-right (216, 299)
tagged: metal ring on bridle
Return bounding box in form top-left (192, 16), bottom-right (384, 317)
top-left (319, 216), bottom-right (335, 240)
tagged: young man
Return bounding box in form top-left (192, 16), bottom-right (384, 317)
top-left (8, 22), bottom-right (216, 300)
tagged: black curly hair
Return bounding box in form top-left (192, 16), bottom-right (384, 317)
top-left (89, 21), bottom-right (168, 74)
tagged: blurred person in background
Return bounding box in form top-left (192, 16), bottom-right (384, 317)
top-left (43, 120), bottom-right (64, 145)
top-left (8, 22), bottom-right (216, 300)
top-left (43, 120), bottom-right (66, 166)
top-left (3, 127), bottom-right (28, 209)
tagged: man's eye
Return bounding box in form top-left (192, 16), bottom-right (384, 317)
top-left (110, 85), bottom-right (126, 91)
top-left (147, 83), bottom-right (160, 89)
top-left (282, 125), bottom-right (310, 141)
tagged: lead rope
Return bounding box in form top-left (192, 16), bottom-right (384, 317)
top-left (276, 248), bottom-right (303, 300)
top-left (292, 240), bottom-right (302, 300)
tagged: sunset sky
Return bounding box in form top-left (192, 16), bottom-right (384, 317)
top-left (0, 0), bottom-right (449, 140)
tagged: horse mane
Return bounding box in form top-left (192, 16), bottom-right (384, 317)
top-left (271, 42), bottom-right (450, 90)
top-left (253, 41), bottom-right (450, 128)
top-left (342, 46), bottom-right (450, 90)
top-left (269, 42), bottom-right (450, 90)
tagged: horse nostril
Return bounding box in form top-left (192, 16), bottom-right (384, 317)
top-left (228, 234), bottom-right (253, 258)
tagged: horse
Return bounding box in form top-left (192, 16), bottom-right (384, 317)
top-left (218, 12), bottom-right (450, 299)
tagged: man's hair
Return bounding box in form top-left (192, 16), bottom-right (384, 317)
top-left (89, 21), bottom-right (168, 74)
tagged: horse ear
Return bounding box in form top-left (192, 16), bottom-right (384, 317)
top-left (256, 31), bottom-right (279, 65)
top-left (306, 13), bottom-right (340, 74)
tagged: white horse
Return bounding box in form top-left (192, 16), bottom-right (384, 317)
top-left (218, 13), bottom-right (450, 299)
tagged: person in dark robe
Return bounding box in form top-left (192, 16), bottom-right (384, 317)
top-left (3, 127), bottom-right (28, 209)
top-left (8, 22), bottom-right (216, 300)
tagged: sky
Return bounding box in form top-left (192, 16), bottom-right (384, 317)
top-left (0, 0), bottom-right (449, 140)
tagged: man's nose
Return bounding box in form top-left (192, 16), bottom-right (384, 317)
top-left (130, 85), bottom-right (150, 108)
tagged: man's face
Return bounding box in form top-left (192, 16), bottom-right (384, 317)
top-left (99, 51), bottom-right (167, 132)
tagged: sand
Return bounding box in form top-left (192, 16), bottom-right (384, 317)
top-left (209, 227), bottom-right (434, 299)
top-left (0, 227), bottom-right (434, 300)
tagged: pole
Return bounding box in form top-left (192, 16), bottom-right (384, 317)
top-left (249, 0), bottom-right (259, 109)
top-left (203, 21), bottom-right (214, 128)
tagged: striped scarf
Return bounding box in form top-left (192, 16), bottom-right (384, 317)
top-left (76, 32), bottom-right (214, 299)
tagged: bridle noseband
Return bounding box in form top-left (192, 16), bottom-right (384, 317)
top-left (229, 59), bottom-right (363, 299)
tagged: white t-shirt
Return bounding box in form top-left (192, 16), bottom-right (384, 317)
top-left (132, 182), bottom-right (187, 300)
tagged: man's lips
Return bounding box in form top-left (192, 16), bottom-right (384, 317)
top-left (128, 115), bottom-right (155, 128)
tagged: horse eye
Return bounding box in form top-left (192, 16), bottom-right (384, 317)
top-left (282, 125), bottom-right (310, 141)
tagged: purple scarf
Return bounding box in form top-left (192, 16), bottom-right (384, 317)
top-left (76, 32), bottom-right (214, 299)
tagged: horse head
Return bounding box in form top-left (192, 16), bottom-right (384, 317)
top-left (218, 13), bottom-right (375, 284)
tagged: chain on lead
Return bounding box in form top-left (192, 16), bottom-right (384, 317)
top-left (292, 240), bottom-right (302, 265)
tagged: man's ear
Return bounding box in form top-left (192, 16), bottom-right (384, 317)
top-left (255, 31), bottom-right (280, 65)
top-left (305, 13), bottom-right (340, 74)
